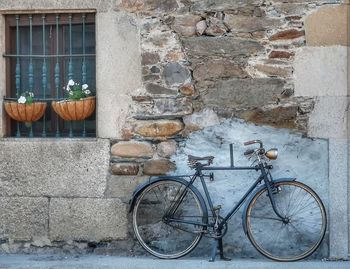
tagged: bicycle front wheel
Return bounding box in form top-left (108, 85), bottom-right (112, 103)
top-left (246, 181), bottom-right (327, 261)
top-left (132, 180), bottom-right (205, 259)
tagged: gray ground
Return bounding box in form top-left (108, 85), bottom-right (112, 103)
top-left (0, 255), bottom-right (349, 269)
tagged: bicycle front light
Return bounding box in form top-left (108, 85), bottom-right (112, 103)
top-left (265, 148), bottom-right (278, 160)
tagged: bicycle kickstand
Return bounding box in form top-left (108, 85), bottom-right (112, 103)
top-left (209, 237), bottom-right (231, 262)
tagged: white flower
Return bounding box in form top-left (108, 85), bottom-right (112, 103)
top-left (69, 91), bottom-right (74, 95)
top-left (29, 92), bottom-right (34, 97)
top-left (82, 84), bottom-right (88, 90)
top-left (84, 89), bottom-right (91, 95)
top-left (68, 79), bottom-right (75, 86)
top-left (18, 96), bottom-right (26, 104)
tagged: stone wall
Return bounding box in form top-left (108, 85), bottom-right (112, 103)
top-left (110, 0), bottom-right (345, 179)
top-left (0, 0), bottom-right (348, 260)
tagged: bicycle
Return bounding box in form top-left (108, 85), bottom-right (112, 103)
top-left (129, 140), bottom-right (327, 262)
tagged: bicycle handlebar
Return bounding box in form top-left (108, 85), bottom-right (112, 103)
top-left (244, 140), bottom-right (263, 148)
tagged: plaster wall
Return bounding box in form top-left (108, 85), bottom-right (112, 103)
top-left (172, 120), bottom-right (329, 258)
top-left (96, 11), bottom-right (141, 138)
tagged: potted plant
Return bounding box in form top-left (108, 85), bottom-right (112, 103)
top-left (52, 80), bottom-right (95, 121)
top-left (4, 91), bottom-right (47, 123)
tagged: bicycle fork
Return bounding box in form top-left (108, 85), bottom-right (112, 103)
top-left (262, 166), bottom-right (289, 224)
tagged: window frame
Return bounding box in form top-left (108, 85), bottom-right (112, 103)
top-left (3, 12), bottom-right (96, 138)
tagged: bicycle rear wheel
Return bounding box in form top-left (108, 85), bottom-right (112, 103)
top-left (245, 181), bottom-right (327, 261)
top-left (132, 180), bottom-right (205, 259)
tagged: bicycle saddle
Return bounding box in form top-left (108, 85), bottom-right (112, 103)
top-left (188, 155), bottom-right (214, 162)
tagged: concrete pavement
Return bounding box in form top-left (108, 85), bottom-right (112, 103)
top-left (0, 255), bottom-right (349, 269)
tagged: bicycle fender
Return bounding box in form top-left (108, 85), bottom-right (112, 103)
top-left (241, 178), bottom-right (296, 234)
top-left (128, 176), bottom-right (208, 224)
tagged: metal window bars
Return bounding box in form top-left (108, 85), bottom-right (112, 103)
top-left (3, 13), bottom-right (96, 138)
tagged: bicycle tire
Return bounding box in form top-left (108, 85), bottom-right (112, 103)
top-left (132, 179), bottom-right (205, 259)
top-left (245, 181), bottom-right (327, 261)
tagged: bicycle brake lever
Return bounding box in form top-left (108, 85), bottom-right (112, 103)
top-left (244, 149), bottom-right (255, 156)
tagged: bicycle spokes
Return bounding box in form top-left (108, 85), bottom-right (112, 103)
top-left (133, 180), bottom-right (205, 258)
top-left (246, 181), bottom-right (326, 261)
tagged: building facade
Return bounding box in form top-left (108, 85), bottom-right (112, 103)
top-left (0, 0), bottom-right (348, 259)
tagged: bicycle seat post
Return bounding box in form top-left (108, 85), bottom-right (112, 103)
top-left (229, 143), bottom-right (234, 167)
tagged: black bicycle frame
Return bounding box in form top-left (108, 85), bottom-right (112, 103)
top-left (167, 162), bottom-right (286, 231)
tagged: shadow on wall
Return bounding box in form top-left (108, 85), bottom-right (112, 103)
top-left (171, 119), bottom-right (329, 258)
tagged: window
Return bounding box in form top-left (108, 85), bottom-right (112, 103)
top-left (4, 13), bottom-right (96, 137)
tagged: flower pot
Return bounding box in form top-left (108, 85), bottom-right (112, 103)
top-left (4, 101), bottom-right (47, 122)
top-left (52, 96), bottom-right (95, 121)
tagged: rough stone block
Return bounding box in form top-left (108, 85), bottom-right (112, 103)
top-left (141, 52), bottom-right (160, 65)
top-left (294, 46), bottom-right (347, 97)
top-left (182, 37), bottom-right (263, 60)
top-left (0, 197), bottom-right (48, 240)
top-left (143, 74), bottom-right (160, 82)
top-left (49, 198), bottom-right (127, 241)
top-left (193, 59), bottom-right (248, 81)
top-left (119, 0), bottom-right (178, 13)
top-left (135, 120), bottom-right (184, 138)
top-left (224, 15), bottom-right (281, 32)
top-left (164, 51), bottom-right (186, 62)
top-left (150, 66), bottom-right (160, 73)
top-left (269, 29), bottom-right (304, 41)
top-left (308, 97), bottom-right (348, 139)
top-left (143, 159), bottom-right (176, 175)
top-left (111, 141), bottom-right (153, 158)
top-left (240, 106), bottom-right (298, 129)
top-left (145, 83), bottom-right (177, 95)
top-left (191, 0), bottom-right (260, 13)
top-left (110, 163), bottom-right (139, 175)
top-left (170, 15), bottom-right (202, 37)
top-left (105, 175), bottom-right (149, 201)
top-left (204, 17), bottom-right (228, 36)
top-left (273, 3), bottom-right (308, 16)
top-left (202, 78), bottom-right (285, 110)
top-left (196, 20), bottom-right (207, 35)
top-left (133, 97), bottom-right (193, 118)
top-left (0, 139), bottom-right (109, 197)
top-left (305, 5), bottom-right (348, 46)
top-left (180, 84), bottom-right (195, 96)
top-left (162, 62), bottom-right (191, 86)
top-left (269, 50), bottom-right (294, 59)
top-left (255, 64), bottom-right (291, 78)
top-left (153, 98), bottom-right (193, 116)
